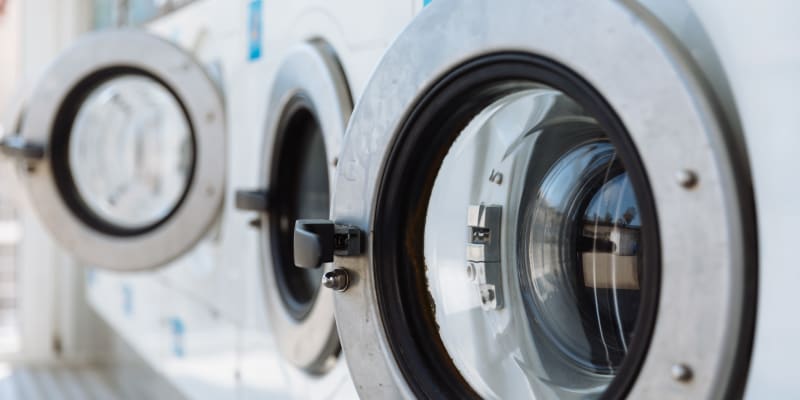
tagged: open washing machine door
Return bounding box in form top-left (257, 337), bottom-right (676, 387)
top-left (295, 0), bottom-right (756, 399)
top-left (0, 30), bottom-right (226, 271)
top-left (235, 41), bottom-right (351, 375)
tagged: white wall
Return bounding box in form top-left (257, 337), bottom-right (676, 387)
top-left (0, 0), bottom-right (20, 114)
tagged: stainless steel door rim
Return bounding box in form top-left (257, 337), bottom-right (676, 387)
top-left (17, 30), bottom-right (226, 271)
top-left (329, 0), bottom-right (753, 398)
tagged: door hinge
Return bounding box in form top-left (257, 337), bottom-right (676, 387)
top-left (234, 189), bottom-right (270, 212)
top-left (0, 135), bottom-right (45, 160)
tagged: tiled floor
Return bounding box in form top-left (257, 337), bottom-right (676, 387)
top-left (0, 181), bottom-right (20, 356)
top-left (0, 364), bottom-right (126, 400)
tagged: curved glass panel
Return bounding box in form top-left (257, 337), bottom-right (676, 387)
top-left (284, 122), bottom-right (328, 306)
top-left (424, 87), bottom-right (647, 399)
top-left (69, 75), bottom-right (193, 231)
top-left (271, 105), bottom-right (328, 321)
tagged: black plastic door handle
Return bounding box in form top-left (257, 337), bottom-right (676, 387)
top-left (294, 220), bottom-right (335, 269)
top-left (0, 136), bottom-right (45, 159)
top-left (294, 219), bottom-right (362, 269)
top-left (234, 189), bottom-right (270, 212)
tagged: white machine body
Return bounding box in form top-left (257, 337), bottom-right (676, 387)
top-left (2, 0), bottom-right (797, 399)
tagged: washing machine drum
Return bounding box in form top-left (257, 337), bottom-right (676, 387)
top-left (323, 0), bottom-right (755, 399)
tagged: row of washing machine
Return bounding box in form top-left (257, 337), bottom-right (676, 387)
top-left (2, 1), bottom-right (417, 398)
top-left (1, 0), bottom-right (799, 399)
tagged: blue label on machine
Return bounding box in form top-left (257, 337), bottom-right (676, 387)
top-left (248, 0), bottom-right (263, 61)
top-left (85, 268), bottom-right (95, 286)
top-left (170, 317), bottom-right (186, 358)
top-left (122, 284), bottom-right (133, 316)
top-left (423, 0), bottom-right (432, 6)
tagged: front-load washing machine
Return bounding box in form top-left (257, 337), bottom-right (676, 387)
top-left (234, 35), bottom-right (356, 400)
top-left (0, 26), bottom-right (242, 399)
top-left (0, 28), bottom-right (226, 272)
top-left (231, 1), bottom-right (415, 398)
top-left (0, 0), bottom-right (418, 398)
top-left (294, 0), bottom-right (771, 399)
top-left (236, 40), bottom-right (356, 400)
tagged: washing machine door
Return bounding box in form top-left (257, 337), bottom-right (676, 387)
top-left (235, 41), bottom-right (351, 374)
top-left (0, 30), bottom-right (226, 271)
top-left (297, 0), bottom-right (755, 399)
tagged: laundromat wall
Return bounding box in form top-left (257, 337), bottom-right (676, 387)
top-left (0, 0), bottom-right (418, 399)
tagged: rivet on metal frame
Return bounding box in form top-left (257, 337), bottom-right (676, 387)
top-left (322, 268), bottom-right (350, 292)
top-left (675, 169), bottom-right (698, 189)
top-left (489, 169), bottom-right (503, 185)
top-left (671, 363), bottom-right (693, 382)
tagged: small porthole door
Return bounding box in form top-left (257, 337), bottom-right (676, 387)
top-left (0, 30), bottom-right (226, 271)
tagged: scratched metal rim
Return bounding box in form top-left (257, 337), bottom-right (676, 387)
top-left (331, 0), bottom-right (751, 398)
top-left (258, 41), bottom-right (352, 374)
top-left (20, 29), bottom-right (226, 271)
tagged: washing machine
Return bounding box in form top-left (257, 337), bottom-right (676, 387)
top-left (0, 0), bottom-right (416, 399)
top-left (291, 0), bottom-right (800, 398)
top-left (0, 2), bottom-right (253, 399)
top-left (0, 18), bottom-right (248, 397)
top-left (231, 1), bottom-right (415, 398)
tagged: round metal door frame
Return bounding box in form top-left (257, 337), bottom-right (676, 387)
top-left (331, 0), bottom-right (752, 399)
top-left (259, 41), bottom-right (351, 374)
top-left (20, 30), bottom-right (226, 271)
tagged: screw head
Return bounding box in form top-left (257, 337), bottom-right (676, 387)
top-left (322, 268), bottom-right (350, 292)
top-left (675, 169), bottom-right (698, 189)
top-left (671, 363), bottom-right (693, 382)
top-left (489, 170), bottom-right (503, 185)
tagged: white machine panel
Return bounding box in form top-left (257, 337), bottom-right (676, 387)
top-left (88, 269), bottom-right (239, 400)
